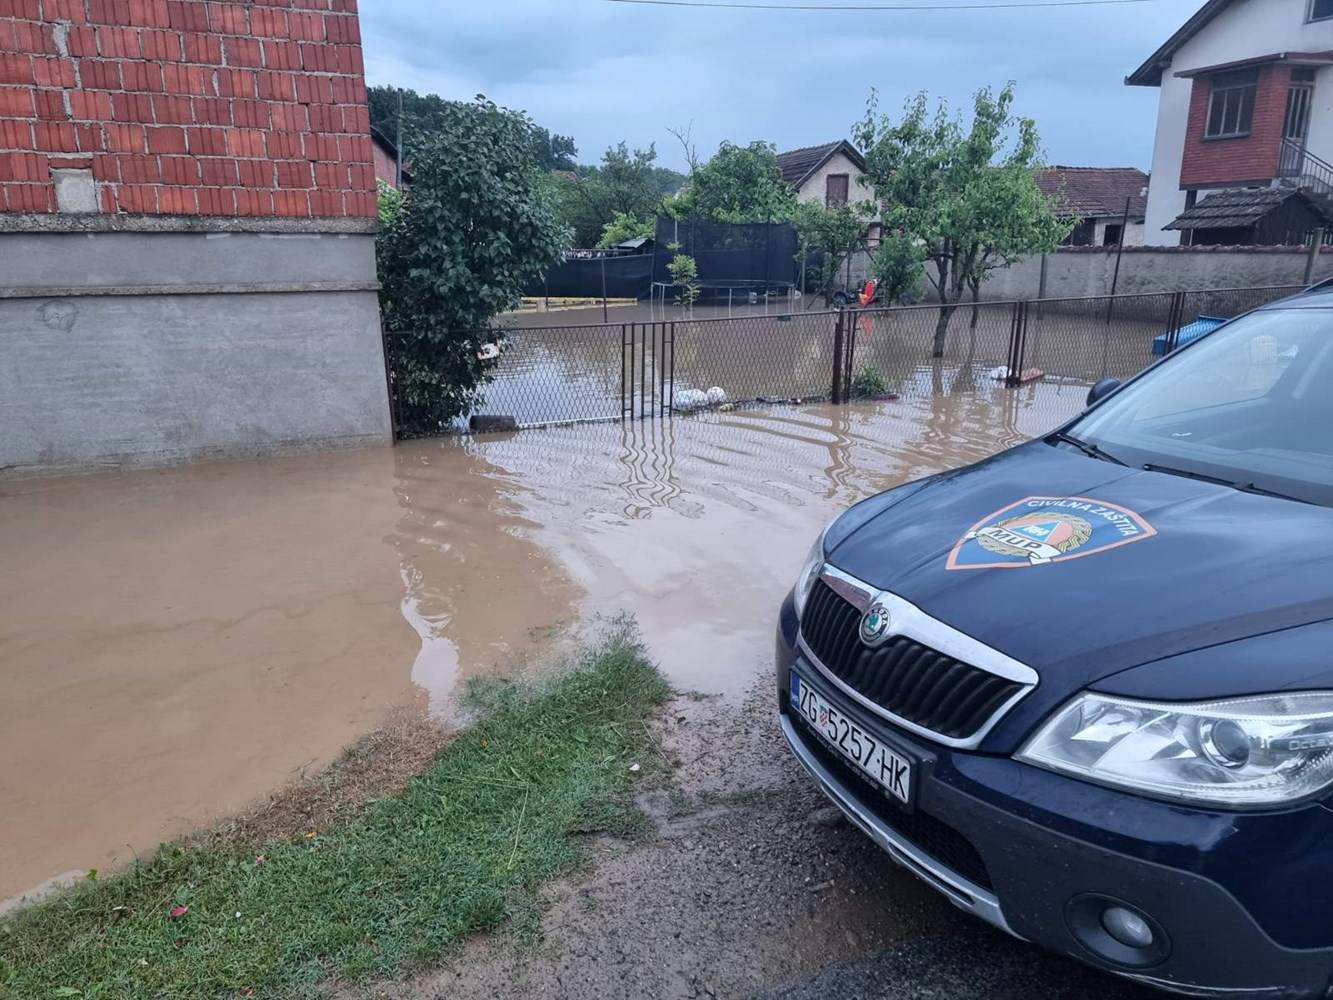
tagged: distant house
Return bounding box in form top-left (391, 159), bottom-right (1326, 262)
top-left (777, 141), bottom-right (873, 207)
top-left (1037, 167), bottom-right (1150, 246)
top-left (1128, 0), bottom-right (1333, 244)
top-left (372, 126), bottom-right (410, 190)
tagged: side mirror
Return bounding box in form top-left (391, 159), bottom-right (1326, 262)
top-left (1086, 378), bottom-right (1122, 408)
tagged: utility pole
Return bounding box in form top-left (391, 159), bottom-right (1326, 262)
top-left (395, 90), bottom-right (404, 190)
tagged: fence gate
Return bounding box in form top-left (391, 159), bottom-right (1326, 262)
top-left (622, 322), bottom-right (675, 420)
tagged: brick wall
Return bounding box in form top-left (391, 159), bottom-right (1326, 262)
top-left (0, 0), bottom-right (376, 218)
top-left (1180, 64), bottom-right (1290, 189)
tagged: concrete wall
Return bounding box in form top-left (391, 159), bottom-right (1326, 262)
top-left (0, 219), bottom-right (391, 473)
top-left (1139, 0), bottom-right (1333, 242)
top-left (975, 244), bottom-right (1333, 301)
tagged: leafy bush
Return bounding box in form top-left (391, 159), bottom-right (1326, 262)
top-left (870, 230), bottom-right (925, 305)
top-left (376, 98), bottom-right (569, 437)
top-left (597, 211), bottom-right (655, 249)
top-left (850, 365), bottom-right (890, 399)
top-left (376, 178), bottom-right (402, 227)
top-left (665, 241), bottom-right (700, 309)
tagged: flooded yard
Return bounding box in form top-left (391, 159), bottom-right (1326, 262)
top-left (0, 374), bottom-right (1089, 908)
top-left (476, 299), bottom-right (1174, 428)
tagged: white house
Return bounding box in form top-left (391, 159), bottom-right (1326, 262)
top-left (1129, 0), bottom-right (1333, 245)
top-left (1036, 166), bottom-right (1150, 246)
top-left (776, 141), bottom-right (875, 207)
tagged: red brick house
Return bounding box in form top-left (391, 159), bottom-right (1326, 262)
top-left (1129, 0), bottom-right (1333, 244)
top-left (0, 0), bottom-right (377, 218)
top-left (0, 0), bottom-right (391, 471)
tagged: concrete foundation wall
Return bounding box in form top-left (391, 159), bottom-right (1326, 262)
top-left (0, 225), bottom-right (390, 473)
top-left (974, 246), bottom-right (1333, 302)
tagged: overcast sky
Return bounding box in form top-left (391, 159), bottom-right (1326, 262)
top-left (360, 0), bottom-right (1195, 173)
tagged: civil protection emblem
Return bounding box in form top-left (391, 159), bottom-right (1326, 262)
top-left (946, 496), bottom-right (1155, 570)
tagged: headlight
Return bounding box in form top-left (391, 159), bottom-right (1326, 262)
top-left (792, 529), bottom-right (828, 619)
top-left (1017, 691), bottom-right (1333, 807)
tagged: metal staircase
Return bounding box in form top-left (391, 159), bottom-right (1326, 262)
top-left (1278, 137), bottom-right (1333, 202)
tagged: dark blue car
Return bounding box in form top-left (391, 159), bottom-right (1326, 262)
top-left (777, 286), bottom-right (1333, 998)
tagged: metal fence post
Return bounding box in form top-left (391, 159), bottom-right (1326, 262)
top-left (380, 328), bottom-right (399, 441)
top-left (1164, 292), bottom-right (1185, 354)
top-left (668, 321), bottom-right (676, 416)
top-left (1004, 301), bottom-right (1022, 387)
top-left (831, 308), bottom-right (846, 404)
top-left (844, 308), bottom-right (857, 399)
top-left (1016, 300), bottom-right (1029, 385)
top-left (1306, 229), bottom-right (1325, 286)
top-left (639, 321), bottom-right (648, 420)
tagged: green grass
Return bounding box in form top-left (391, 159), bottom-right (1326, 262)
top-left (0, 627), bottom-right (671, 1000)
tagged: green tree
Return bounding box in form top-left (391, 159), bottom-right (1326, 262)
top-left (369, 85), bottom-right (578, 171)
top-left (597, 211), bottom-right (655, 248)
top-left (856, 84), bottom-right (1073, 356)
top-left (870, 230), bottom-right (925, 305)
top-left (542, 143), bottom-right (684, 247)
top-left (677, 141), bottom-right (796, 224)
top-left (377, 98), bottom-right (569, 436)
top-left (793, 200), bottom-right (875, 306)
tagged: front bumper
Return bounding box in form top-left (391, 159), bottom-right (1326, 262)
top-left (776, 604), bottom-right (1333, 999)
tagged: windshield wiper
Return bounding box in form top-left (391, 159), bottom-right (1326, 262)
top-left (1142, 463), bottom-right (1314, 505)
top-left (1050, 431), bottom-right (1127, 466)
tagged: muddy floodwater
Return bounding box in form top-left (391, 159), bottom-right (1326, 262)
top-left (0, 379), bottom-right (1088, 906)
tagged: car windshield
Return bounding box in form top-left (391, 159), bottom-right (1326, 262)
top-left (1066, 306), bottom-right (1333, 507)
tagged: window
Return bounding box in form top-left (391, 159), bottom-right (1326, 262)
top-left (1062, 218), bottom-right (1097, 246)
top-left (1070, 308), bottom-right (1333, 506)
top-left (825, 174), bottom-right (849, 205)
top-left (1205, 69), bottom-right (1259, 139)
top-left (1102, 223), bottom-right (1123, 246)
top-left (1310, 0), bottom-right (1333, 21)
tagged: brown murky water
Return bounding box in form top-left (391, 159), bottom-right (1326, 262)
top-left (0, 379), bottom-right (1087, 906)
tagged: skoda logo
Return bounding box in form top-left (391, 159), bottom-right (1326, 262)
top-left (859, 604), bottom-right (893, 647)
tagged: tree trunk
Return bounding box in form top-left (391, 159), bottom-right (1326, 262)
top-left (969, 283), bottom-right (981, 329)
top-left (932, 303), bottom-right (956, 358)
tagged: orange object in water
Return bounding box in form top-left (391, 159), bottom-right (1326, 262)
top-left (858, 279), bottom-right (877, 307)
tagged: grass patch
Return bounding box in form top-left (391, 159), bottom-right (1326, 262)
top-left (0, 627), bottom-right (670, 1000)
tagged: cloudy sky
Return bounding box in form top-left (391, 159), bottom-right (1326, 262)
top-left (359, 0), bottom-right (1195, 172)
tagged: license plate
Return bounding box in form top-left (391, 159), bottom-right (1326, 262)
top-left (791, 671), bottom-right (912, 804)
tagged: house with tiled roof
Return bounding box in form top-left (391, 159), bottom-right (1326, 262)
top-left (776, 140), bottom-right (872, 207)
top-left (1128, 0), bottom-right (1333, 244)
top-left (1037, 166), bottom-right (1150, 246)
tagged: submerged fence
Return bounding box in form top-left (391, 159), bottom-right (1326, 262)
top-left (384, 284), bottom-right (1305, 437)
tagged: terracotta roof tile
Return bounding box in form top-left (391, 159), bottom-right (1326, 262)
top-left (1037, 166), bottom-right (1149, 220)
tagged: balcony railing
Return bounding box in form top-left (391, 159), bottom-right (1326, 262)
top-left (1279, 137), bottom-right (1333, 198)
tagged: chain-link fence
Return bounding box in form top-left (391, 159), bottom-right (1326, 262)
top-left (386, 284), bottom-right (1308, 437)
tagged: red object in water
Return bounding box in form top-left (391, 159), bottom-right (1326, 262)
top-left (858, 279), bottom-right (878, 307)
top-left (169, 905), bottom-right (189, 919)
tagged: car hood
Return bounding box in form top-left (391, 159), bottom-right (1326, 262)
top-left (826, 442), bottom-right (1333, 745)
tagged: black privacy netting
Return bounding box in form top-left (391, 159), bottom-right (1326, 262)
top-left (651, 216), bottom-right (799, 293)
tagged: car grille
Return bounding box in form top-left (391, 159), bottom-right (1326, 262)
top-left (800, 580), bottom-right (1023, 741)
top-left (792, 713), bottom-right (993, 890)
